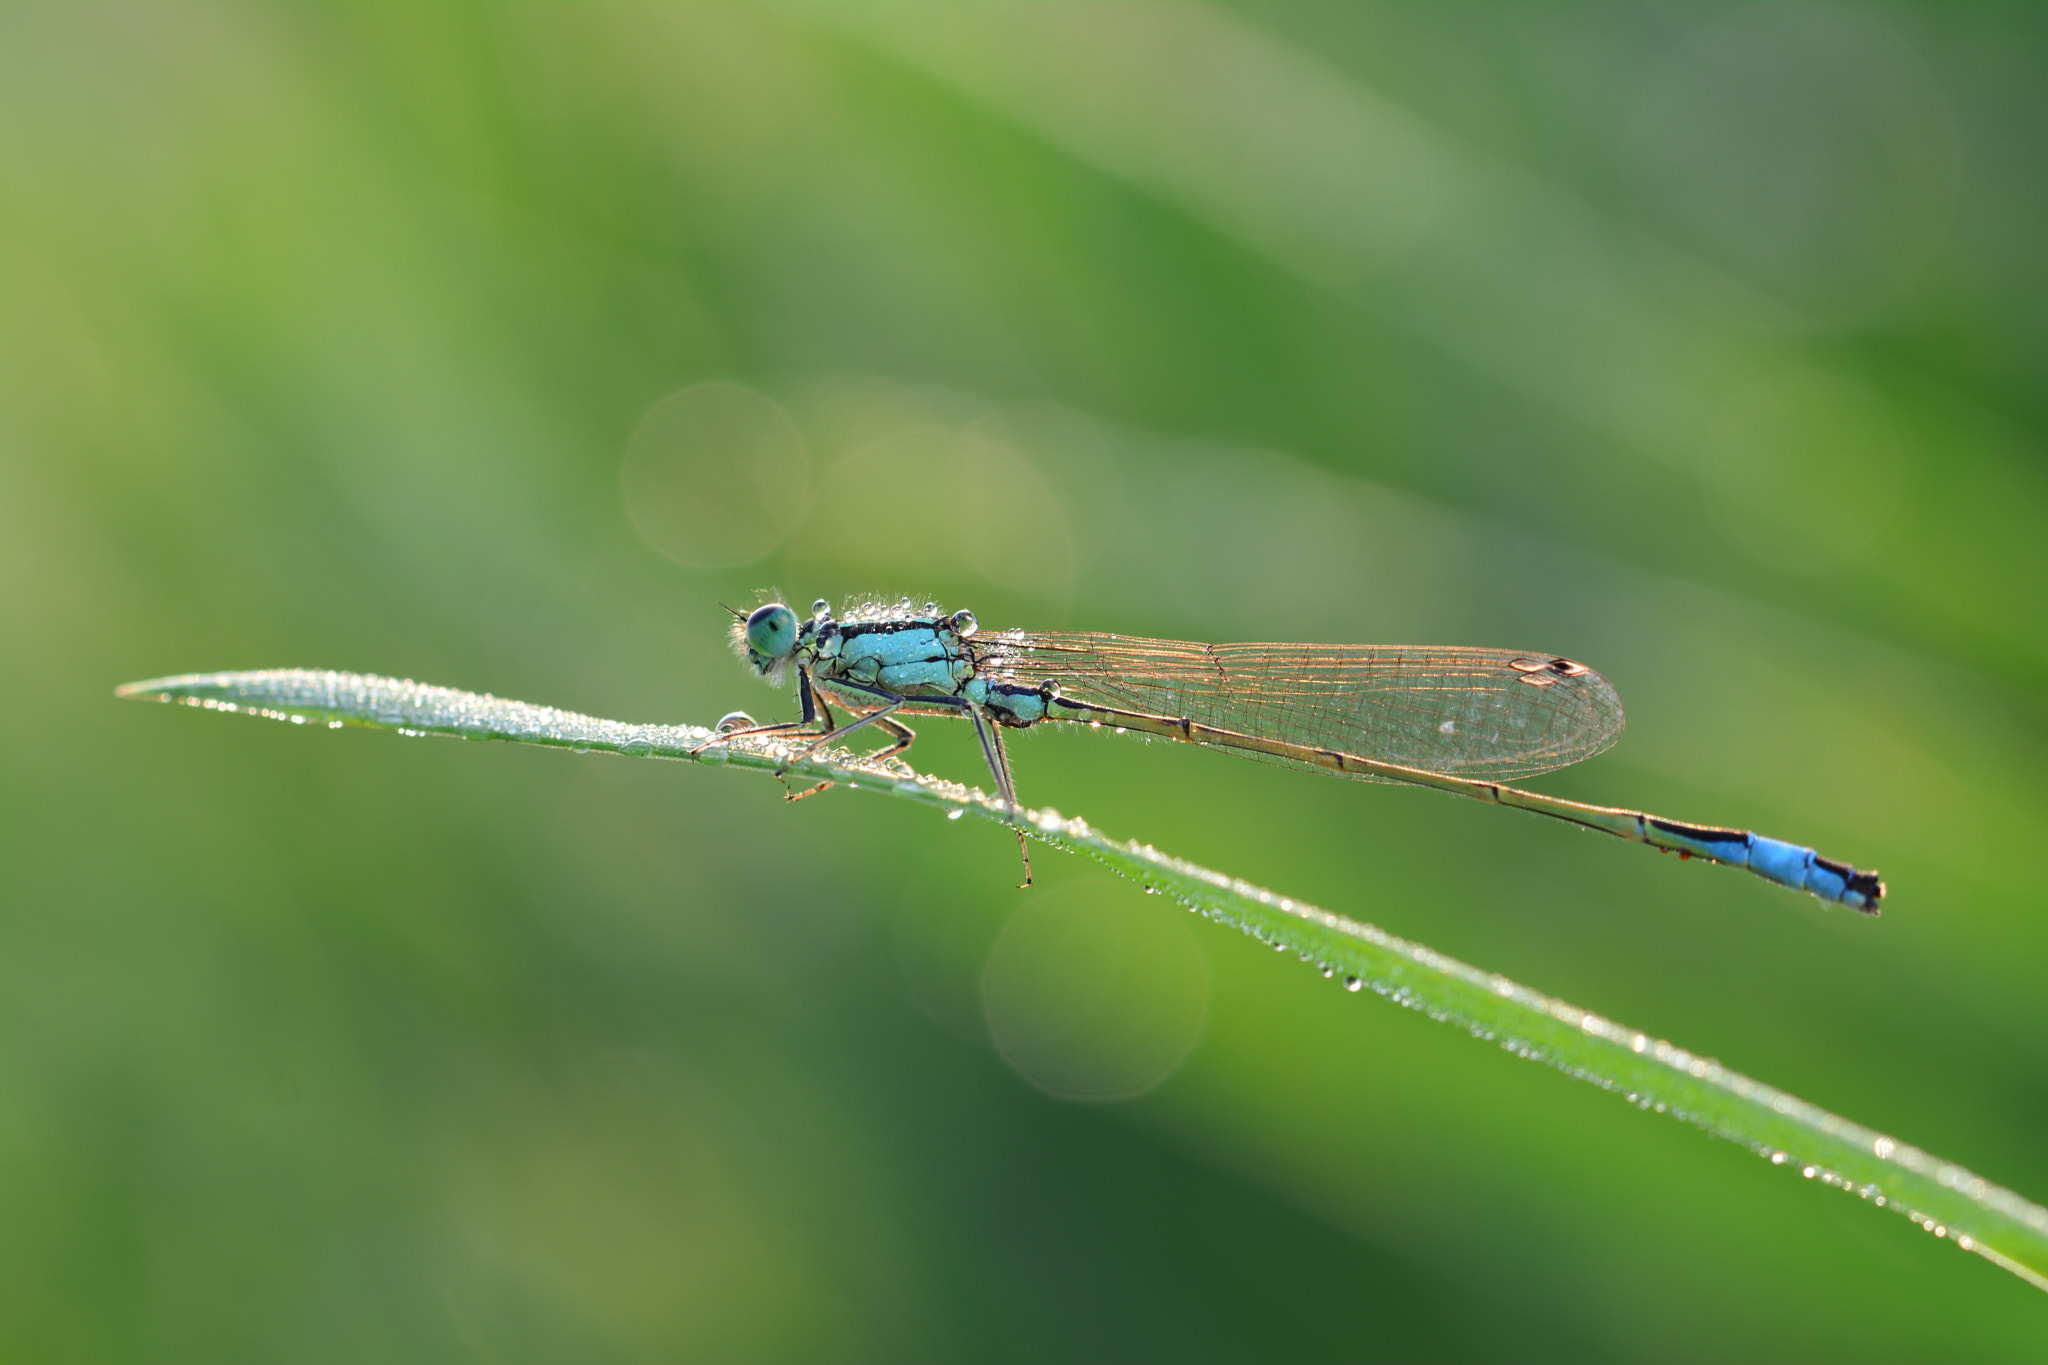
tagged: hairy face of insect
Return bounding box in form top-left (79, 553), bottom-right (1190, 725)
top-left (734, 602), bottom-right (800, 678)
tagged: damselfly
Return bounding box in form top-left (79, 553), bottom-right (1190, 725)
top-left (705, 597), bottom-right (1883, 912)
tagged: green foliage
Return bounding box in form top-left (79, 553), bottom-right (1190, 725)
top-left (9, 4), bottom-right (2048, 1358)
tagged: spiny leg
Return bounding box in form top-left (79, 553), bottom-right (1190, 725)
top-left (859, 713), bottom-right (918, 765)
top-left (777, 696), bottom-right (909, 774)
top-left (690, 669), bottom-right (837, 752)
top-left (967, 699), bottom-right (1032, 888)
top-left (690, 671), bottom-right (841, 799)
top-left (784, 713), bottom-right (918, 802)
top-left (776, 673), bottom-right (926, 799)
top-left (776, 673), bottom-right (914, 770)
top-left (995, 732), bottom-right (1031, 889)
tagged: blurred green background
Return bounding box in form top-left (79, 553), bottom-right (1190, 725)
top-left (5, 3), bottom-right (2047, 1359)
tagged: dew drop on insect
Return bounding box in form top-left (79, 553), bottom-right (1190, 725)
top-left (946, 807), bottom-right (964, 820)
top-left (715, 710), bottom-right (756, 733)
top-left (1343, 976), bottom-right (1362, 992)
top-left (1438, 719), bottom-right (1456, 734)
top-left (949, 609), bottom-right (978, 637)
top-left (1142, 885), bottom-right (1160, 895)
top-left (1321, 966), bottom-right (1334, 978)
top-left (812, 599), bottom-right (830, 618)
top-left (923, 601), bottom-right (937, 615)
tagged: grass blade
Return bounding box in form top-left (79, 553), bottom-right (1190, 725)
top-left (118, 667), bottom-right (2048, 1291)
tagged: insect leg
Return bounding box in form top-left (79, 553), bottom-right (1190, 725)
top-left (965, 698), bottom-right (1032, 888)
top-left (687, 668), bottom-right (837, 759)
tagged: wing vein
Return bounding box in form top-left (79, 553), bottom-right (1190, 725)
top-left (972, 631), bottom-right (1625, 780)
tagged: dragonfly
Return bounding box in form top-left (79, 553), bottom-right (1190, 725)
top-left (704, 597), bottom-right (1883, 912)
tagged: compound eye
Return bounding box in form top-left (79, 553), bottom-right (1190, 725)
top-left (745, 603), bottom-right (799, 659)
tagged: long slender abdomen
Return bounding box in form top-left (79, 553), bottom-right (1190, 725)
top-left (1641, 817), bottom-right (1884, 911)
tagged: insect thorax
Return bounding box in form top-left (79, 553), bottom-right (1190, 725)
top-left (803, 606), bottom-right (1053, 727)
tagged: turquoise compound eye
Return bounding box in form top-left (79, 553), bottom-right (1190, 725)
top-left (745, 603), bottom-right (799, 659)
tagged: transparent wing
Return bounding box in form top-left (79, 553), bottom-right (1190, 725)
top-left (972, 631), bottom-right (1625, 780)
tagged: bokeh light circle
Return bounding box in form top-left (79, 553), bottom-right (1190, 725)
top-left (621, 382), bottom-right (810, 568)
top-left (787, 426), bottom-right (1075, 610)
top-left (981, 879), bottom-right (1209, 1102)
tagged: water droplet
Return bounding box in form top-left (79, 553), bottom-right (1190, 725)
top-left (1114, 726), bottom-right (1127, 735)
top-left (1043, 680), bottom-right (1062, 699)
top-left (1343, 976), bottom-right (1362, 992)
top-left (923, 601), bottom-right (937, 615)
top-left (812, 599), bottom-right (830, 618)
top-left (1142, 885), bottom-right (1160, 895)
top-left (1321, 966), bottom-right (1334, 979)
top-left (950, 609), bottom-right (978, 637)
top-left (946, 807), bottom-right (964, 821)
top-left (571, 743), bottom-right (590, 754)
top-left (1438, 719), bottom-right (1456, 734)
top-left (715, 711), bottom-right (756, 734)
